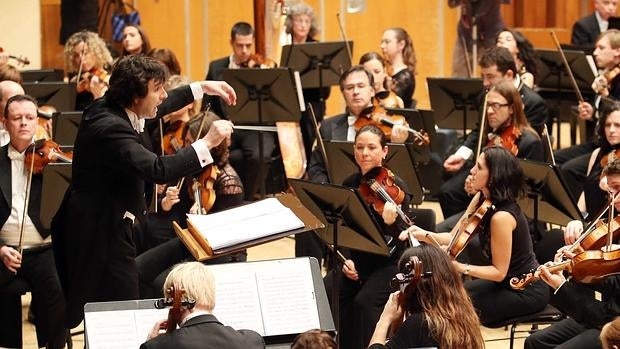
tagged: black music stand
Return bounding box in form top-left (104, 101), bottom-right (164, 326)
top-left (288, 178), bottom-right (390, 339)
top-left (23, 82), bottom-right (77, 112)
top-left (281, 41), bottom-right (352, 118)
top-left (385, 107), bottom-right (434, 164)
top-left (517, 159), bottom-right (583, 231)
top-left (21, 69), bottom-right (64, 83)
top-left (427, 77), bottom-right (483, 134)
top-left (322, 140), bottom-right (425, 205)
top-left (40, 163), bottom-right (72, 231)
top-left (52, 111), bottom-right (82, 148)
top-left (222, 68), bottom-right (301, 198)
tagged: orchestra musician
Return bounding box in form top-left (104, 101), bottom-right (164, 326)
top-left (0, 94), bottom-right (68, 349)
top-left (557, 29), bottom-right (620, 200)
top-left (524, 160), bottom-right (620, 349)
top-left (324, 124), bottom-right (412, 349)
top-left (438, 80), bottom-right (543, 232)
top-left (121, 24), bottom-right (152, 57)
top-left (368, 244), bottom-right (484, 349)
top-left (0, 80), bottom-right (25, 146)
top-left (63, 30), bottom-right (113, 111)
top-left (141, 262), bottom-right (265, 349)
top-left (496, 28), bottom-right (539, 88)
top-left (406, 147), bottom-right (550, 326)
top-left (440, 46), bottom-right (547, 221)
top-left (571, 0), bottom-right (618, 46)
top-left (137, 111), bottom-right (245, 298)
top-left (359, 51), bottom-right (404, 109)
top-left (379, 28), bottom-right (416, 108)
top-left (203, 21), bottom-right (276, 201)
top-left (51, 55), bottom-right (236, 329)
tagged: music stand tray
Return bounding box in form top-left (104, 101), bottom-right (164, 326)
top-left (517, 159), bottom-right (584, 226)
top-left (322, 140), bottom-right (425, 205)
top-left (22, 82), bottom-right (77, 112)
top-left (281, 41), bottom-right (353, 89)
top-left (427, 77), bottom-right (483, 132)
top-left (52, 111), bottom-right (82, 147)
top-left (21, 69), bottom-right (64, 83)
top-left (40, 163), bottom-right (72, 231)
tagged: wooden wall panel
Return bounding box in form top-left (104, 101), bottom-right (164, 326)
top-left (40, 0), bottom-right (64, 71)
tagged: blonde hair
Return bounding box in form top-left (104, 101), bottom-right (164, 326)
top-left (63, 31), bottom-right (113, 74)
top-left (163, 262), bottom-right (216, 311)
top-left (602, 317), bottom-right (620, 349)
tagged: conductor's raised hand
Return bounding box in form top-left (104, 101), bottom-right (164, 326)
top-left (203, 119), bottom-right (234, 150)
top-left (199, 81), bottom-right (237, 106)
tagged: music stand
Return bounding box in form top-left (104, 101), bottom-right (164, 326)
top-left (281, 41), bottom-right (352, 118)
top-left (427, 77), bottom-right (483, 134)
top-left (40, 163), bottom-right (72, 231)
top-left (222, 68), bottom-right (301, 197)
top-left (288, 178), bottom-right (390, 339)
top-left (23, 82), bottom-right (77, 112)
top-left (21, 69), bottom-right (64, 83)
top-left (322, 140), bottom-right (425, 205)
top-left (52, 111), bottom-right (82, 148)
top-left (385, 107), bottom-right (433, 164)
top-left (517, 159), bottom-right (583, 230)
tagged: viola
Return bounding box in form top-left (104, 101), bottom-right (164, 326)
top-left (240, 54), bottom-right (277, 69)
top-left (447, 194), bottom-right (495, 259)
top-left (154, 283), bottom-right (196, 332)
top-left (358, 166), bottom-right (406, 216)
top-left (190, 164), bottom-right (220, 215)
top-left (354, 103), bottom-right (430, 146)
top-left (487, 124), bottom-right (521, 156)
top-left (162, 120), bottom-right (187, 155)
top-left (24, 139), bottom-right (73, 174)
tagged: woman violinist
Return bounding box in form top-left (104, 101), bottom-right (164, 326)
top-left (121, 25), bottom-right (152, 57)
top-left (406, 146), bottom-right (549, 326)
top-left (359, 52), bottom-right (404, 109)
top-left (524, 160), bottom-right (620, 349)
top-left (63, 31), bottom-right (113, 110)
top-left (496, 28), bottom-right (540, 88)
top-left (137, 111), bottom-right (244, 298)
top-left (379, 28), bottom-right (416, 108)
top-left (368, 244), bottom-right (484, 349)
top-left (324, 124), bottom-right (413, 349)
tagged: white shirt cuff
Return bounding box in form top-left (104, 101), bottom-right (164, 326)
top-left (191, 139), bottom-right (214, 167)
top-left (189, 82), bottom-right (204, 100)
top-left (455, 146), bottom-right (473, 161)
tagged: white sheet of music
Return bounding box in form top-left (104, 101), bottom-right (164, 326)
top-left (209, 258), bottom-right (321, 336)
top-left (85, 308), bottom-right (167, 349)
top-left (186, 197), bottom-right (304, 249)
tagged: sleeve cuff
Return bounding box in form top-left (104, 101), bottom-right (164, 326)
top-left (191, 139), bottom-right (214, 167)
top-left (455, 146), bottom-right (473, 161)
top-left (553, 279), bottom-right (568, 295)
top-left (189, 82), bottom-right (204, 101)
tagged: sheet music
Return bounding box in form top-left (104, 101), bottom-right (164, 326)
top-left (212, 270), bottom-right (266, 335)
top-left (85, 308), bottom-right (167, 349)
top-left (187, 198), bottom-right (304, 250)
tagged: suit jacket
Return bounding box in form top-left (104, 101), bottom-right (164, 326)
top-left (204, 56), bottom-right (231, 118)
top-left (51, 85), bottom-right (208, 328)
top-left (140, 314), bottom-right (265, 349)
top-left (0, 145), bottom-right (48, 245)
top-left (306, 113), bottom-right (348, 183)
top-left (571, 13), bottom-right (600, 46)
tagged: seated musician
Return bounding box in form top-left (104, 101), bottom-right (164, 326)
top-left (137, 111), bottom-right (244, 298)
top-left (0, 80), bottom-right (25, 146)
top-left (290, 329), bottom-right (337, 349)
top-left (63, 30), bottom-right (112, 110)
top-left (141, 262), bottom-right (265, 349)
top-left (0, 94), bottom-right (68, 348)
top-left (406, 146), bottom-right (550, 326)
top-left (437, 80), bottom-right (543, 234)
top-left (368, 244), bottom-right (484, 349)
top-left (203, 21), bottom-right (276, 202)
top-left (524, 160), bottom-right (620, 349)
top-left (323, 124), bottom-right (411, 349)
top-left (440, 46), bottom-right (548, 221)
top-left (359, 51), bottom-right (404, 109)
top-left (496, 28), bottom-right (539, 88)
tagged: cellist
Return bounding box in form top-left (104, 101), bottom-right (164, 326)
top-left (404, 147), bottom-right (549, 326)
top-left (524, 159), bottom-right (620, 349)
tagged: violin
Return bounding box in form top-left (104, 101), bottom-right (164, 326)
top-left (359, 167), bottom-right (405, 215)
top-left (354, 103), bottom-right (430, 146)
top-left (447, 194), bottom-right (495, 259)
top-left (487, 124), bottom-right (521, 156)
top-left (375, 90), bottom-right (404, 109)
top-left (190, 164), bottom-right (220, 215)
top-left (73, 68), bottom-right (110, 94)
top-left (24, 139), bottom-right (73, 174)
top-left (240, 54), bottom-right (277, 69)
top-left (162, 120), bottom-right (187, 155)
top-left (592, 64), bottom-right (620, 97)
top-left (154, 284), bottom-right (196, 332)
top-left (0, 47), bottom-right (30, 67)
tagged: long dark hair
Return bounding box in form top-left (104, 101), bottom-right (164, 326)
top-left (497, 28), bottom-right (540, 79)
top-left (121, 25), bottom-right (152, 56)
top-left (598, 101), bottom-right (620, 153)
top-left (482, 146), bottom-right (526, 203)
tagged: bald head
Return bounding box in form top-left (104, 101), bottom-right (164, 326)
top-left (0, 80), bottom-right (25, 120)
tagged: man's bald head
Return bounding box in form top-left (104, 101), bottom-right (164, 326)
top-left (0, 80), bottom-right (25, 120)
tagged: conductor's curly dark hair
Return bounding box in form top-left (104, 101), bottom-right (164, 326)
top-left (107, 55), bottom-right (168, 108)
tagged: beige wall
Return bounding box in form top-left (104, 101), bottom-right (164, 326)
top-left (0, 0), bottom-right (41, 69)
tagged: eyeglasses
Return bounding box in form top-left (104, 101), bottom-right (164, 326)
top-left (487, 102), bottom-right (511, 111)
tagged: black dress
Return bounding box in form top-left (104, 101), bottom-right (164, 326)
top-left (391, 68), bottom-right (415, 108)
top-left (368, 312), bottom-right (438, 349)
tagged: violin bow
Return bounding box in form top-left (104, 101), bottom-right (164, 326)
top-left (607, 191), bottom-right (618, 251)
top-left (336, 13), bottom-right (353, 66)
top-left (308, 103), bottom-right (332, 183)
top-left (550, 31), bottom-right (585, 104)
top-left (75, 41), bottom-right (87, 87)
top-left (475, 93), bottom-right (489, 160)
top-left (17, 142), bottom-right (38, 256)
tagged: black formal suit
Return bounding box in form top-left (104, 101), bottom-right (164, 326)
top-left (306, 113), bottom-right (348, 184)
top-left (52, 85), bottom-right (211, 328)
top-left (204, 56), bottom-right (277, 200)
top-left (140, 314), bottom-right (265, 349)
top-left (0, 145), bottom-right (67, 348)
top-left (572, 13), bottom-right (601, 46)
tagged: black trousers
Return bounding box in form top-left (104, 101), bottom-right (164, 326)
top-left (524, 317), bottom-right (602, 349)
top-left (438, 163), bottom-right (472, 218)
top-left (229, 130), bottom-right (276, 200)
top-left (0, 247), bottom-right (68, 349)
top-left (554, 142), bottom-right (596, 200)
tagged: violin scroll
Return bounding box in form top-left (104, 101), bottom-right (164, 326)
top-left (154, 283), bottom-right (196, 332)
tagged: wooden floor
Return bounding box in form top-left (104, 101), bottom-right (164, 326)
top-left (18, 123), bottom-right (577, 348)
